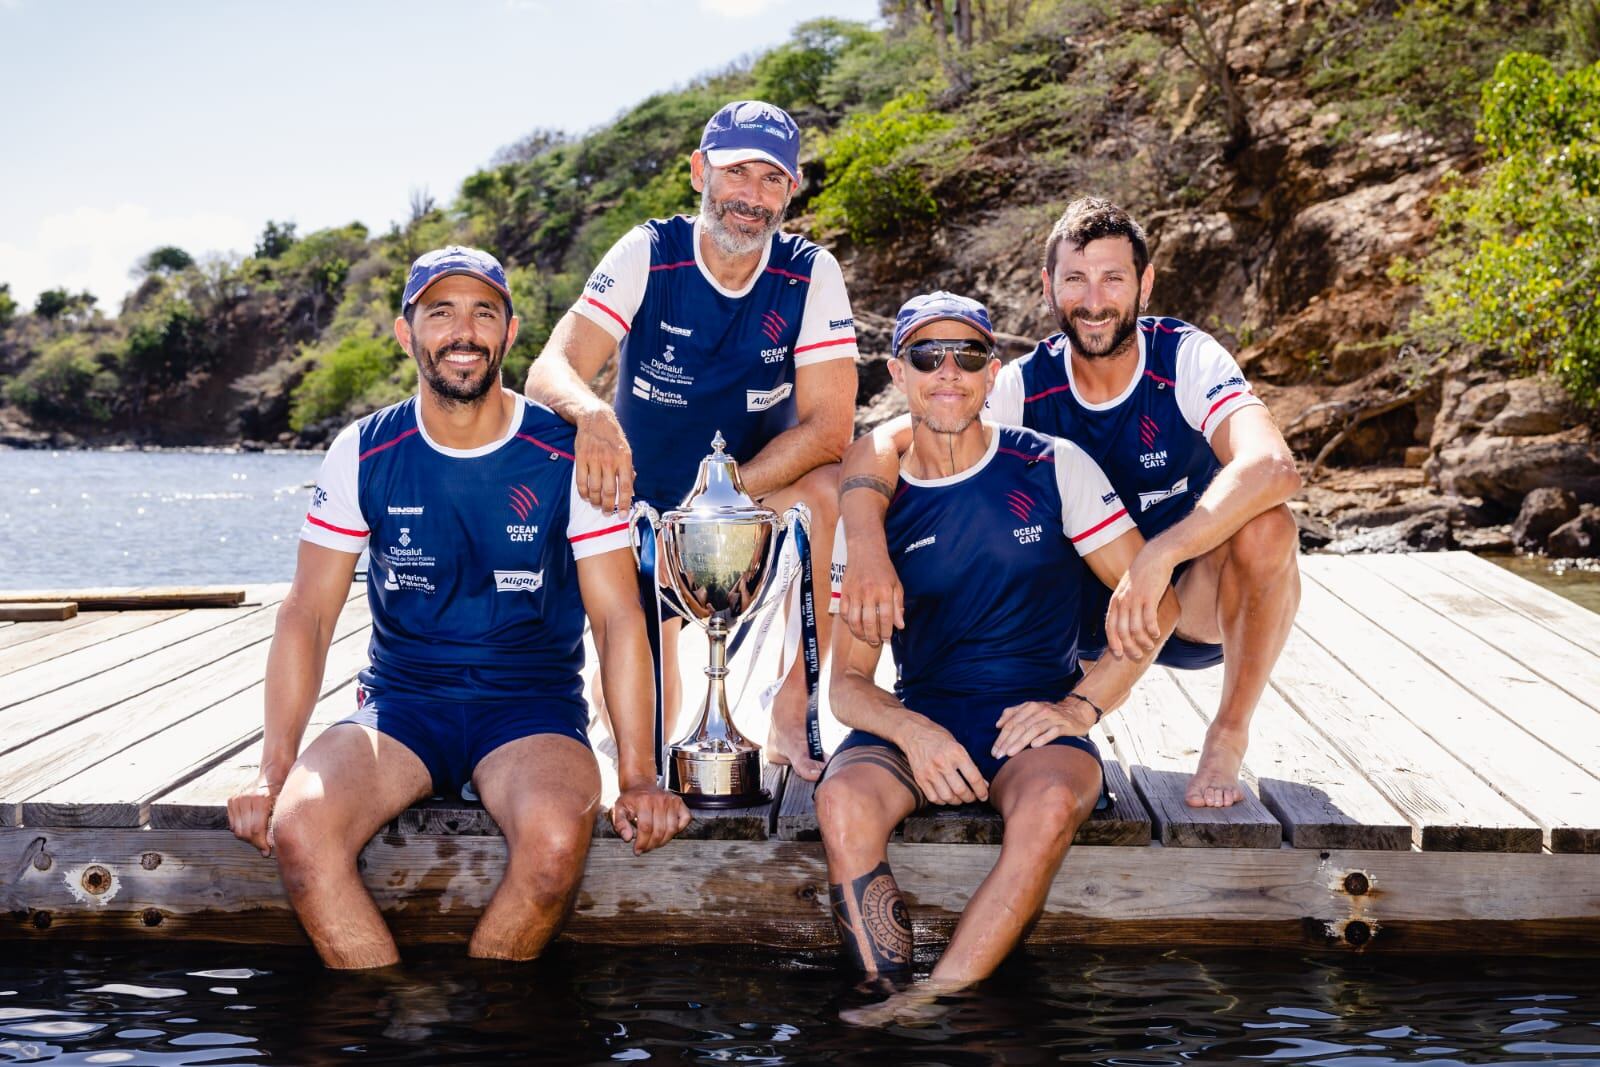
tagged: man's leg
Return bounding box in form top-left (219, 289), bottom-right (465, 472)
top-left (271, 725), bottom-right (433, 969)
top-left (758, 463), bottom-right (839, 781)
top-left (929, 745), bottom-right (1100, 986)
top-left (1175, 503), bottom-right (1301, 808)
top-left (815, 745), bottom-right (922, 975)
top-left (467, 733), bottom-right (601, 960)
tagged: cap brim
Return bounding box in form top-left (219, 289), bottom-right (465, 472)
top-left (896, 312), bottom-right (996, 352)
top-left (702, 148), bottom-right (799, 186)
top-left (408, 268), bottom-right (514, 311)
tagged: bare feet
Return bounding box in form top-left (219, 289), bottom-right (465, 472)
top-left (766, 685), bottom-right (824, 782)
top-left (1186, 725), bottom-right (1248, 808)
top-left (839, 979), bottom-right (968, 1028)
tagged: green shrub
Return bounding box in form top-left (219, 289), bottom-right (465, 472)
top-left (289, 332), bottom-right (404, 431)
top-left (4, 334), bottom-right (116, 423)
top-left (1404, 53), bottom-right (1600, 404)
top-left (752, 18), bottom-right (877, 112)
top-left (812, 92), bottom-right (958, 241)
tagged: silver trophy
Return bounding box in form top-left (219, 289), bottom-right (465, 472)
top-left (631, 433), bottom-right (809, 807)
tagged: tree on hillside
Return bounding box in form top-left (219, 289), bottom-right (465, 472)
top-left (254, 220), bottom-right (298, 260)
top-left (1408, 53), bottom-right (1600, 405)
top-left (1152, 0), bottom-right (1252, 157)
top-left (136, 245), bottom-right (195, 277)
top-left (751, 18), bottom-right (875, 112)
top-left (33, 288), bottom-right (97, 323)
top-left (0, 283), bottom-right (16, 327)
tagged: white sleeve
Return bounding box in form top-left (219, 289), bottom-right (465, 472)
top-left (565, 466), bottom-right (633, 560)
top-left (793, 251), bottom-right (860, 367)
top-left (568, 226), bottom-right (651, 342)
top-left (300, 422), bottom-right (367, 554)
top-left (827, 516), bottom-right (847, 615)
top-left (982, 360), bottom-right (1025, 426)
top-left (1175, 330), bottom-right (1265, 442)
top-left (1053, 439), bottom-right (1136, 556)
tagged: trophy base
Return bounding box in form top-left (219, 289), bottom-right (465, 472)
top-left (680, 788), bottom-right (773, 810)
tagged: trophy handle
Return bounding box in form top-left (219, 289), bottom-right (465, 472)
top-left (628, 501), bottom-right (661, 569)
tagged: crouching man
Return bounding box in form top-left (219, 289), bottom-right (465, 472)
top-left (229, 247), bottom-right (688, 969)
top-left (818, 293), bottom-right (1176, 1019)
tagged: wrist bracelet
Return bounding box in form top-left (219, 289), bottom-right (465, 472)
top-left (1065, 692), bottom-right (1104, 724)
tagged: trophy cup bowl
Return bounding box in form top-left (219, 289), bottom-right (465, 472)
top-left (634, 432), bottom-right (796, 807)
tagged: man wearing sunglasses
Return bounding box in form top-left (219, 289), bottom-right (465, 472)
top-left (837, 198), bottom-right (1301, 810)
top-left (820, 292), bottom-right (1176, 1016)
top-left (525, 101), bottom-right (857, 781)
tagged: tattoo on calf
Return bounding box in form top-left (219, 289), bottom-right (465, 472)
top-left (840, 475), bottom-right (895, 501)
top-left (828, 860), bottom-right (913, 973)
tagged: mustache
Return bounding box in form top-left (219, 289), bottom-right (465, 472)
top-left (717, 198), bottom-right (776, 225)
top-left (434, 341), bottom-right (491, 358)
top-left (1072, 308), bottom-right (1119, 322)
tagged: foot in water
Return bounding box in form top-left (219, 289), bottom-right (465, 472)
top-left (1186, 725), bottom-right (1248, 808)
top-left (839, 979), bottom-right (968, 1028)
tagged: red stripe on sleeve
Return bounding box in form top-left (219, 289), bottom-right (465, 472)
top-left (306, 513), bottom-right (368, 538)
top-left (794, 335), bottom-right (857, 355)
top-left (514, 433), bottom-right (575, 460)
top-left (1200, 391), bottom-right (1245, 432)
top-left (583, 297), bottom-right (631, 333)
top-left (358, 427), bottom-right (418, 461)
top-left (1069, 508), bottom-right (1129, 543)
top-left (570, 521), bottom-right (629, 544)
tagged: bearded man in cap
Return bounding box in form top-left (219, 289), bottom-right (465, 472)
top-left (229, 246), bottom-right (688, 969)
top-left (526, 100), bottom-right (859, 781)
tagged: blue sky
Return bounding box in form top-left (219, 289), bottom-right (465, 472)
top-left (0, 0), bottom-right (879, 310)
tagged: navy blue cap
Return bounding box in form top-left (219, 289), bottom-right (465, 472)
top-left (402, 246), bottom-right (513, 317)
top-left (892, 291), bottom-right (996, 354)
top-left (699, 100), bottom-right (801, 186)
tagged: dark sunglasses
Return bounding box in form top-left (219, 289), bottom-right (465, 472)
top-left (900, 338), bottom-right (993, 373)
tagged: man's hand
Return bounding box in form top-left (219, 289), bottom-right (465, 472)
top-left (575, 406), bottom-right (635, 513)
top-left (228, 769), bottom-right (283, 857)
top-left (900, 719), bottom-right (988, 805)
top-left (838, 538), bottom-right (904, 646)
top-left (611, 782), bottom-right (691, 854)
top-left (1105, 544), bottom-right (1173, 660)
top-left (992, 699), bottom-right (1096, 760)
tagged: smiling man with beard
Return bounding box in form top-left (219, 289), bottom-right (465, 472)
top-left (526, 101), bottom-right (859, 781)
top-left (836, 198), bottom-right (1302, 810)
top-left (229, 247), bottom-right (689, 969)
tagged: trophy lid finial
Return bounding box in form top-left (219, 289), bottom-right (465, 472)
top-left (711, 431), bottom-right (727, 454)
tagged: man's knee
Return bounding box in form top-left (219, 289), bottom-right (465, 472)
top-left (500, 797), bottom-right (595, 885)
top-left (816, 774), bottom-right (891, 855)
top-left (1227, 505), bottom-right (1299, 577)
top-left (273, 800), bottom-right (358, 895)
top-left (1003, 776), bottom-right (1091, 852)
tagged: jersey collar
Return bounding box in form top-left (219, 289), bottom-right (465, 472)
top-left (412, 388), bottom-right (526, 458)
top-left (691, 215), bottom-right (776, 298)
top-left (1060, 326), bottom-right (1146, 411)
top-left (899, 423), bottom-right (1000, 488)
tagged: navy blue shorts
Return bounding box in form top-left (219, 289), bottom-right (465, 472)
top-left (829, 696), bottom-right (1107, 811)
top-left (1078, 561), bottom-right (1224, 670)
top-left (337, 689), bottom-right (590, 798)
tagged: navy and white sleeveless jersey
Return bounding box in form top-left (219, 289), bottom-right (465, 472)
top-left (300, 391), bottom-right (631, 705)
top-left (984, 317), bottom-right (1263, 540)
top-left (829, 426), bottom-right (1134, 707)
top-left (571, 214), bottom-right (858, 508)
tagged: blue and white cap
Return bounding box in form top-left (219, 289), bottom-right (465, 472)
top-left (402, 246), bottom-right (513, 317)
top-left (892, 291), bottom-right (996, 354)
top-left (699, 100), bottom-right (801, 186)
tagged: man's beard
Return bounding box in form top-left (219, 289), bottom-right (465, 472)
top-left (417, 339), bottom-right (503, 405)
top-left (700, 181), bottom-right (786, 256)
top-left (1057, 301), bottom-right (1140, 359)
top-left (921, 408), bottom-right (980, 435)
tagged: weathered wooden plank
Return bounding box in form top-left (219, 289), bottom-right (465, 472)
top-left (776, 771), bottom-right (819, 841)
top-left (1270, 624), bottom-right (1539, 852)
top-left (1357, 551), bottom-right (1600, 716)
top-left (146, 681), bottom-right (361, 830)
top-left (1299, 560), bottom-right (1600, 852)
top-left (1107, 670), bottom-right (1282, 848)
top-left (1420, 550), bottom-right (1600, 658)
top-left (1168, 665), bottom-right (1412, 850)
top-left (0, 610), bottom-right (108, 652)
top-left (0, 609), bottom-right (184, 674)
top-left (7, 828), bottom-right (1600, 954)
top-left (0, 602), bottom-right (76, 622)
top-left (0, 587), bottom-right (246, 610)
top-left (0, 595), bottom-right (284, 717)
top-left (19, 616), bottom-right (373, 829)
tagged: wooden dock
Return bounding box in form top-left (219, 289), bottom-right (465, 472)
top-left (4, 551), bottom-right (1600, 955)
